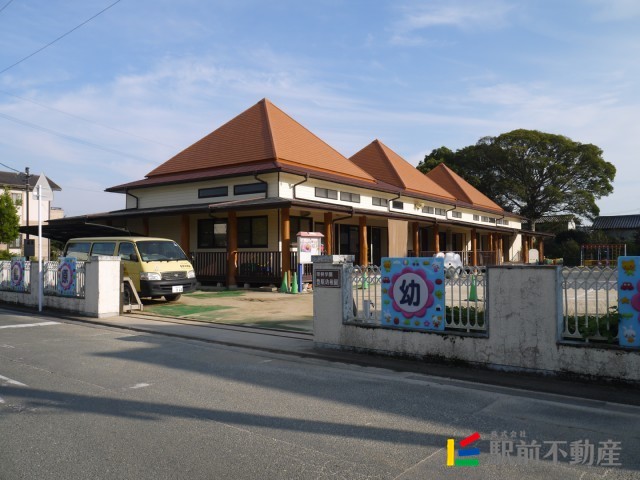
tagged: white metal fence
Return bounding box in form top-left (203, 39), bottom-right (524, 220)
top-left (43, 261), bottom-right (86, 298)
top-left (560, 266), bottom-right (618, 344)
top-left (0, 260), bottom-right (31, 292)
top-left (0, 260), bottom-right (85, 298)
top-left (346, 265), bottom-right (487, 335)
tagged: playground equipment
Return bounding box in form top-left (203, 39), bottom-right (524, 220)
top-left (580, 243), bottom-right (627, 267)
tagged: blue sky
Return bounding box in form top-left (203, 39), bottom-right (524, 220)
top-left (1, 0), bottom-right (638, 219)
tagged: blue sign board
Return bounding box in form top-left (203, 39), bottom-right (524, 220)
top-left (618, 256), bottom-right (640, 347)
top-left (380, 257), bottom-right (445, 331)
top-left (57, 257), bottom-right (77, 297)
top-left (10, 257), bottom-right (25, 292)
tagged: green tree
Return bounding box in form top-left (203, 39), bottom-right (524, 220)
top-left (418, 130), bottom-right (616, 229)
top-left (0, 187), bottom-right (21, 246)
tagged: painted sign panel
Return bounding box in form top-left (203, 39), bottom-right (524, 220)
top-left (618, 256), bottom-right (640, 347)
top-left (10, 257), bottom-right (25, 292)
top-left (57, 257), bottom-right (77, 297)
top-left (380, 257), bottom-right (445, 331)
top-left (314, 269), bottom-right (341, 288)
top-left (297, 232), bottom-right (324, 264)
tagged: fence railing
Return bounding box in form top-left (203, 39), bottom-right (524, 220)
top-left (43, 261), bottom-right (86, 298)
top-left (560, 266), bottom-right (618, 344)
top-left (0, 261), bottom-right (31, 293)
top-left (346, 264), bottom-right (487, 335)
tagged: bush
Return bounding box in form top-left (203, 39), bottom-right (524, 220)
top-left (0, 249), bottom-right (12, 260)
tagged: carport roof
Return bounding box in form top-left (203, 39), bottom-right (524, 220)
top-left (19, 222), bottom-right (143, 243)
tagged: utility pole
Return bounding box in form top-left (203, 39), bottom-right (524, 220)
top-left (24, 167), bottom-right (30, 241)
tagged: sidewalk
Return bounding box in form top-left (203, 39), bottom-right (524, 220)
top-left (4, 302), bottom-right (640, 408)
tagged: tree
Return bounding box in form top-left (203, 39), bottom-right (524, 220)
top-left (0, 187), bottom-right (21, 246)
top-left (418, 129), bottom-right (616, 229)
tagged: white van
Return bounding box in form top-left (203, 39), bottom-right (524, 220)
top-left (63, 236), bottom-right (197, 301)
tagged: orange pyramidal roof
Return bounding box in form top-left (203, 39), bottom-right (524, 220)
top-left (350, 140), bottom-right (455, 202)
top-left (146, 99), bottom-right (375, 183)
top-left (425, 163), bottom-right (503, 212)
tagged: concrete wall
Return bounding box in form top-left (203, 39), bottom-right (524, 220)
top-left (313, 260), bottom-right (640, 383)
top-left (0, 256), bottom-right (121, 318)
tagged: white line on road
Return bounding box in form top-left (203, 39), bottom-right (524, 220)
top-left (0, 374), bottom-right (27, 386)
top-left (129, 383), bottom-right (151, 389)
top-left (0, 321), bottom-right (60, 329)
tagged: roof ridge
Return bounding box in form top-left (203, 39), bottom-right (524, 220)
top-left (372, 139), bottom-right (406, 189)
top-left (261, 99), bottom-right (278, 159)
top-left (437, 163), bottom-right (473, 204)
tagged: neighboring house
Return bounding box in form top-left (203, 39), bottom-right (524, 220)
top-left (49, 99), bottom-right (544, 286)
top-left (0, 171), bottom-right (63, 260)
top-left (532, 215), bottom-right (577, 234)
top-left (592, 215), bottom-right (640, 243)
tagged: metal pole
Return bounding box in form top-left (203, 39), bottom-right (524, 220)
top-left (24, 167), bottom-right (30, 241)
top-left (38, 184), bottom-right (42, 312)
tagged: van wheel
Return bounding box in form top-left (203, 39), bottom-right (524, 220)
top-left (164, 294), bottom-right (181, 302)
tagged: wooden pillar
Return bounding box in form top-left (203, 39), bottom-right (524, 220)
top-left (523, 235), bottom-right (529, 263)
top-left (488, 232), bottom-right (494, 265)
top-left (180, 215), bottom-right (190, 255)
top-left (499, 236), bottom-right (504, 265)
top-left (359, 216), bottom-right (368, 266)
top-left (142, 217), bottom-right (149, 236)
top-left (471, 228), bottom-right (477, 266)
top-left (227, 211), bottom-right (237, 287)
top-left (433, 224), bottom-right (440, 253)
top-left (412, 222), bottom-right (419, 257)
top-left (539, 238), bottom-right (544, 262)
top-left (323, 212), bottom-right (333, 255)
top-left (281, 207), bottom-right (291, 279)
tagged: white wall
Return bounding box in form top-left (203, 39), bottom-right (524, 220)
top-left (313, 261), bottom-right (640, 383)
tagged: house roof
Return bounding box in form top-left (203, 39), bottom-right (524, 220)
top-left (144, 98), bottom-right (375, 184)
top-left (424, 163), bottom-right (503, 213)
top-left (349, 140), bottom-right (455, 203)
top-left (0, 171), bottom-right (62, 191)
top-left (592, 215), bottom-right (640, 230)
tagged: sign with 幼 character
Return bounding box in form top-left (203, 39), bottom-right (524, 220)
top-left (380, 257), bottom-right (445, 331)
top-left (618, 256), bottom-right (640, 347)
top-left (10, 257), bottom-right (26, 292)
top-left (57, 257), bottom-right (77, 297)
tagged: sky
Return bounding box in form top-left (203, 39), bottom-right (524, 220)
top-left (0, 0), bottom-right (639, 220)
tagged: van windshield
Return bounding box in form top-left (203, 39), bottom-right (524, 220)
top-left (137, 240), bottom-right (188, 262)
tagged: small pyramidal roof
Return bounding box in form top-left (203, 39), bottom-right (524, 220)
top-left (146, 98), bottom-right (375, 183)
top-left (425, 163), bottom-right (503, 212)
top-left (350, 140), bottom-right (455, 202)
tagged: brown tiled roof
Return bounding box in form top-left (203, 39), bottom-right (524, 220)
top-left (145, 98), bottom-right (375, 183)
top-left (425, 163), bottom-right (503, 212)
top-left (350, 140), bottom-right (455, 202)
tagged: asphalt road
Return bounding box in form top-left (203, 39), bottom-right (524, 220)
top-left (1, 307), bottom-right (639, 480)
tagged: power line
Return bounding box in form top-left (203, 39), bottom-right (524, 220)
top-left (0, 161), bottom-right (21, 173)
top-left (0, 0), bottom-right (122, 76)
top-left (0, 89), bottom-right (178, 150)
top-left (0, 0), bottom-right (14, 14)
top-left (0, 111), bottom-right (154, 163)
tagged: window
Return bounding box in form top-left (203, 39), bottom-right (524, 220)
top-left (391, 200), bottom-right (404, 210)
top-left (501, 219), bottom-right (509, 226)
top-left (481, 216), bottom-right (496, 223)
top-left (315, 187), bottom-right (338, 200)
top-left (422, 206), bottom-right (434, 214)
top-left (117, 242), bottom-right (137, 261)
top-left (9, 235), bottom-right (21, 249)
top-left (91, 242), bottom-right (116, 256)
top-left (11, 193), bottom-right (21, 206)
top-left (340, 192), bottom-right (360, 203)
top-left (481, 216), bottom-right (490, 222)
top-left (198, 186), bottom-right (228, 199)
top-left (234, 183), bottom-right (267, 195)
top-left (198, 219), bottom-right (228, 248)
top-left (451, 211), bottom-right (462, 219)
top-left (473, 215), bottom-right (480, 221)
top-left (290, 216), bottom-right (313, 240)
top-left (238, 216), bottom-right (268, 248)
top-left (65, 242), bottom-right (91, 261)
top-left (434, 208), bottom-right (446, 216)
top-left (372, 197), bottom-right (388, 207)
